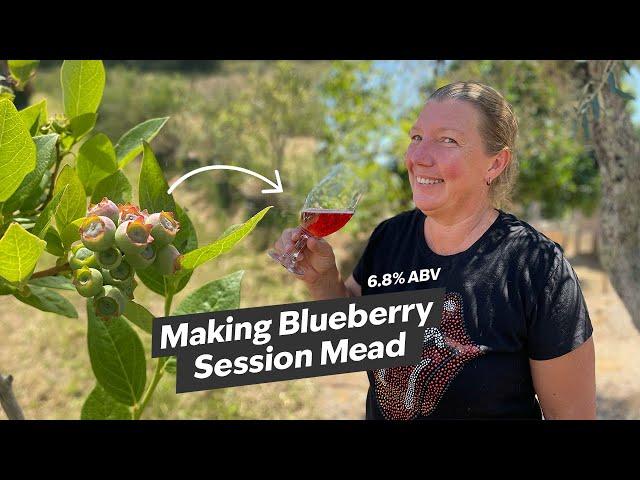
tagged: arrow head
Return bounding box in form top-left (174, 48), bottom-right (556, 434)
top-left (261, 170), bottom-right (284, 194)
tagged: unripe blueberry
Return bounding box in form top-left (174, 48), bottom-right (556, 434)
top-left (110, 260), bottom-right (134, 282)
top-left (73, 267), bottom-right (104, 297)
top-left (69, 247), bottom-right (99, 270)
top-left (115, 216), bottom-right (154, 255)
top-left (153, 244), bottom-right (182, 275)
top-left (94, 285), bottom-right (127, 318)
top-left (117, 203), bottom-right (149, 225)
top-left (70, 240), bottom-right (84, 255)
top-left (125, 243), bottom-right (156, 270)
top-left (88, 197), bottom-right (120, 225)
top-left (147, 211), bottom-right (180, 247)
top-left (80, 215), bottom-right (116, 252)
top-left (95, 247), bottom-right (123, 270)
top-left (119, 277), bottom-right (137, 300)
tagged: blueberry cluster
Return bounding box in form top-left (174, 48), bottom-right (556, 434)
top-left (70, 198), bottom-right (181, 318)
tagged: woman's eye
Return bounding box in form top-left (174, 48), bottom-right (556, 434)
top-left (442, 137), bottom-right (458, 144)
top-left (411, 134), bottom-right (422, 142)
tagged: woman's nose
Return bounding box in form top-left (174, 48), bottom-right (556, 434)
top-left (407, 141), bottom-right (435, 166)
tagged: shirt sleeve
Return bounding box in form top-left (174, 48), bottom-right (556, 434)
top-left (527, 248), bottom-right (593, 360)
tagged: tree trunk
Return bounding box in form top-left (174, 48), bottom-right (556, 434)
top-left (585, 61), bottom-right (640, 327)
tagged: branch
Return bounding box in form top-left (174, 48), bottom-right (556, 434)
top-left (31, 262), bottom-right (71, 279)
top-left (0, 373), bottom-right (25, 420)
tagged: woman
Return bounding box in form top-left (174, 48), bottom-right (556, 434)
top-left (272, 82), bottom-right (595, 420)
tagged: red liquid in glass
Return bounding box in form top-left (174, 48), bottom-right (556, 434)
top-left (300, 208), bottom-right (354, 237)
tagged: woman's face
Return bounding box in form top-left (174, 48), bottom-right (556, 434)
top-left (405, 99), bottom-right (499, 218)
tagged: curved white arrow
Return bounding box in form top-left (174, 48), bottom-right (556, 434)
top-left (167, 165), bottom-right (283, 195)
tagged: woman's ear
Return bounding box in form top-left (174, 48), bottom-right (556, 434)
top-left (488, 148), bottom-right (511, 178)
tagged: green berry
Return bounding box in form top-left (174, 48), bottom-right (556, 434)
top-left (70, 240), bottom-right (84, 255)
top-left (125, 243), bottom-right (156, 270)
top-left (80, 215), bottom-right (116, 252)
top-left (73, 267), bottom-right (104, 297)
top-left (94, 285), bottom-right (127, 318)
top-left (153, 244), bottom-right (182, 275)
top-left (115, 217), bottom-right (153, 255)
top-left (119, 277), bottom-right (138, 300)
top-left (88, 198), bottom-right (120, 225)
top-left (69, 247), bottom-right (99, 270)
top-left (95, 247), bottom-right (123, 270)
top-left (147, 211), bottom-right (180, 247)
top-left (110, 260), bottom-right (134, 281)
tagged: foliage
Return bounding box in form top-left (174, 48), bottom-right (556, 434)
top-left (0, 60), bottom-right (271, 419)
top-left (433, 60), bottom-right (601, 218)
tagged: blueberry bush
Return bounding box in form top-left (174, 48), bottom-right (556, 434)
top-left (0, 60), bottom-right (271, 419)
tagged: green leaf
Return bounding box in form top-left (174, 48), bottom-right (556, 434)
top-left (591, 96), bottom-right (600, 122)
top-left (14, 284), bottom-right (77, 318)
top-left (163, 357), bottom-right (177, 374)
top-left (3, 134), bottom-right (58, 214)
top-left (608, 71), bottom-right (617, 92)
top-left (136, 267), bottom-right (168, 297)
top-left (29, 275), bottom-right (74, 290)
top-left (31, 186), bottom-right (67, 239)
top-left (138, 141), bottom-right (175, 214)
top-left (173, 270), bottom-right (244, 315)
top-left (86, 299), bottom-right (147, 406)
top-left (8, 60), bottom-right (39, 88)
top-left (91, 170), bottom-right (132, 205)
top-left (218, 223), bottom-right (243, 238)
top-left (170, 204), bottom-right (197, 294)
top-left (60, 217), bottom-right (85, 250)
top-left (44, 227), bottom-right (65, 256)
top-left (19, 99), bottom-right (47, 136)
top-left (123, 300), bottom-right (153, 334)
top-left (582, 113), bottom-right (590, 141)
top-left (68, 112), bottom-right (97, 140)
top-left (174, 204), bottom-right (198, 254)
top-left (76, 133), bottom-right (117, 196)
top-left (115, 117), bottom-right (169, 169)
top-left (179, 206), bottom-right (272, 271)
top-left (53, 165), bottom-right (87, 233)
top-left (0, 99), bottom-right (37, 202)
top-left (81, 384), bottom-right (132, 420)
top-left (0, 223), bottom-right (46, 283)
top-left (61, 60), bottom-right (105, 119)
top-left (0, 278), bottom-right (17, 295)
top-left (614, 87), bottom-right (635, 101)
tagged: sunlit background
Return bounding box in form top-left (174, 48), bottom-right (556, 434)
top-left (1, 60), bottom-right (637, 419)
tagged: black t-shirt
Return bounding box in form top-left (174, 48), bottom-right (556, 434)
top-left (352, 208), bottom-right (593, 420)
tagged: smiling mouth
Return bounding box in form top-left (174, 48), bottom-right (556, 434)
top-left (416, 176), bottom-right (444, 185)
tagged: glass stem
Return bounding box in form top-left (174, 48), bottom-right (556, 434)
top-left (288, 228), bottom-right (311, 261)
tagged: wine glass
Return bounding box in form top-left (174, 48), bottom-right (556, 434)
top-left (268, 162), bottom-right (365, 276)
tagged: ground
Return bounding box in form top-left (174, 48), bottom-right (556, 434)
top-left (0, 204), bottom-right (637, 419)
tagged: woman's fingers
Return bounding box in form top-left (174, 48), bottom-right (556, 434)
top-left (274, 228), bottom-right (298, 254)
top-left (305, 236), bottom-right (336, 274)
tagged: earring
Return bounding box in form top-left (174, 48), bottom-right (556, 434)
top-left (486, 178), bottom-right (492, 186)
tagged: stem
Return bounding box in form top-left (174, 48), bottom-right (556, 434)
top-left (0, 373), bottom-right (25, 420)
top-left (31, 262), bottom-right (70, 279)
top-left (132, 291), bottom-right (174, 420)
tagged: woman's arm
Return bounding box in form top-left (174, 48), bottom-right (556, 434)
top-left (529, 336), bottom-right (596, 419)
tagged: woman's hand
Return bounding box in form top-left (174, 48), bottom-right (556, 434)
top-left (273, 227), bottom-right (339, 286)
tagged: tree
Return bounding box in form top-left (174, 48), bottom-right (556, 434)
top-left (578, 60), bottom-right (640, 327)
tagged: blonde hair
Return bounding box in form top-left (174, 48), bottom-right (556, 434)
top-left (428, 82), bottom-right (519, 209)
